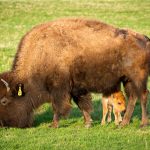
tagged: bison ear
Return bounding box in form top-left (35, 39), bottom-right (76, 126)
top-left (12, 83), bottom-right (25, 97)
top-left (16, 83), bottom-right (25, 97)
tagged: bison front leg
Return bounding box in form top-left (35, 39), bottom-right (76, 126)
top-left (140, 90), bottom-right (149, 127)
top-left (50, 91), bottom-right (72, 128)
top-left (72, 93), bottom-right (93, 128)
top-left (51, 106), bottom-right (60, 128)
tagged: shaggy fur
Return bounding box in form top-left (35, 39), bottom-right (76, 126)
top-left (0, 18), bottom-right (150, 128)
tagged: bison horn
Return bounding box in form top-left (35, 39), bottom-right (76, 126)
top-left (1, 79), bottom-right (10, 92)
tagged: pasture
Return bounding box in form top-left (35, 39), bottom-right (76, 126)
top-left (0, 0), bottom-right (150, 149)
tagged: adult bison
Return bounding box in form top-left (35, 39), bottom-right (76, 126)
top-left (0, 18), bottom-right (150, 128)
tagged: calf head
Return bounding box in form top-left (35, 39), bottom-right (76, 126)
top-left (0, 72), bottom-right (33, 128)
top-left (112, 91), bottom-right (126, 113)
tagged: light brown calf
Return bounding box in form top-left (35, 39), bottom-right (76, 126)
top-left (101, 91), bottom-right (126, 125)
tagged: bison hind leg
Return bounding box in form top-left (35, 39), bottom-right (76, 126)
top-left (121, 73), bottom-right (149, 127)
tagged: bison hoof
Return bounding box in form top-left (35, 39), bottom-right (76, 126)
top-left (107, 119), bottom-right (111, 123)
top-left (49, 123), bottom-right (59, 128)
top-left (101, 121), bottom-right (106, 126)
top-left (119, 121), bottom-right (129, 128)
top-left (115, 122), bottom-right (119, 126)
top-left (140, 123), bottom-right (149, 128)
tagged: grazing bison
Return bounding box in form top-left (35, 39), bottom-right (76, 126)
top-left (0, 18), bottom-right (150, 128)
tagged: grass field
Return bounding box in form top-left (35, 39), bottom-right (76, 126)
top-left (0, 0), bottom-right (150, 149)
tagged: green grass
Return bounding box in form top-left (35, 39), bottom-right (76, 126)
top-left (0, 0), bottom-right (150, 149)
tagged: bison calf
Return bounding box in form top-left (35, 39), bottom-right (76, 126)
top-left (0, 18), bottom-right (150, 128)
top-left (101, 91), bottom-right (126, 125)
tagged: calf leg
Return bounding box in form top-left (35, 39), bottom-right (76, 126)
top-left (107, 105), bottom-right (112, 123)
top-left (113, 109), bottom-right (120, 125)
top-left (118, 112), bottom-right (122, 122)
top-left (73, 93), bottom-right (93, 128)
top-left (101, 100), bottom-right (108, 125)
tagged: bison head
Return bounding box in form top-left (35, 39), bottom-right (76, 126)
top-left (0, 72), bottom-right (33, 128)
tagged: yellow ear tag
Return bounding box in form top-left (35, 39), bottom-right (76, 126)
top-left (18, 86), bottom-right (22, 96)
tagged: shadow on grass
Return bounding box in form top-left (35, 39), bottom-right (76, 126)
top-left (34, 95), bottom-right (150, 127)
top-left (33, 98), bottom-right (102, 127)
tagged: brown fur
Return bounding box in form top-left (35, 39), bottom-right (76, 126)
top-left (0, 18), bottom-right (150, 128)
